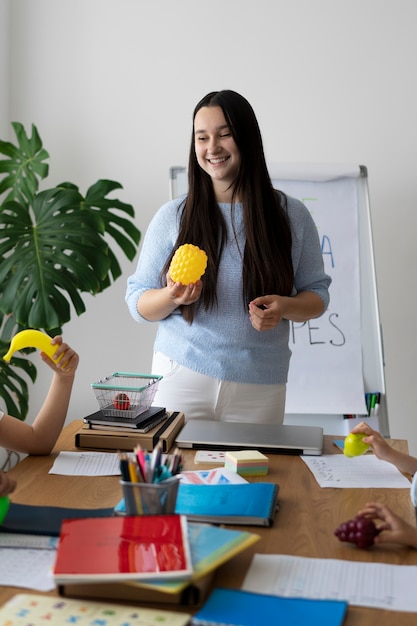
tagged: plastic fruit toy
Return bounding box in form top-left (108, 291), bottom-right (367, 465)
top-left (0, 496), bottom-right (10, 524)
top-left (343, 432), bottom-right (370, 458)
top-left (113, 392), bottom-right (130, 410)
top-left (3, 329), bottom-right (62, 363)
top-left (169, 244), bottom-right (208, 285)
top-left (334, 515), bottom-right (380, 549)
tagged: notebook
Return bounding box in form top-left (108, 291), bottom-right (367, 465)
top-left (83, 406), bottom-right (167, 430)
top-left (53, 514), bottom-right (193, 585)
top-left (174, 482), bottom-right (279, 527)
top-left (175, 421), bottom-right (323, 455)
top-left (1, 502), bottom-right (115, 536)
top-left (191, 587), bottom-right (347, 626)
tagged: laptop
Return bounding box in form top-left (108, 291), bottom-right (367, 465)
top-left (175, 420), bottom-right (323, 456)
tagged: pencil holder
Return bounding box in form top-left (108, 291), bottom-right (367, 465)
top-left (120, 477), bottom-right (180, 515)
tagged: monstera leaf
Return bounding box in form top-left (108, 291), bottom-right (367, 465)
top-left (0, 122), bottom-right (49, 205)
top-left (0, 181), bottom-right (140, 330)
top-left (0, 122), bottom-right (141, 420)
top-left (0, 343), bottom-right (37, 421)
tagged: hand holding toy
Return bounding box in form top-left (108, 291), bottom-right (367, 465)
top-left (343, 432), bottom-right (370, 458)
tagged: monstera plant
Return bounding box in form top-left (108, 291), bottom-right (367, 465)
top-left (0, 122), bottom-right (141, 420)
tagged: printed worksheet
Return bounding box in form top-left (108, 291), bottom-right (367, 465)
top-left (49, 451), bottom-right (121, 476)
top-left (301, 454), bottom-right (411, 488)
top-left (243, 554), bottom-right (417, 612)
top-left (0, 547), bottom-right (56, 591)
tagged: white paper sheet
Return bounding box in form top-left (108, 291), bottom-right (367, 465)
top-left (301, 453), bottom-right (411, 488)
top-left (276, 176), bottom-right (366, 415)
top-left (49, 451), bottom-right (121, 476)
top-left (0, 533), bottom-right (57, 549)
top-left (243, 554), bottom-right (417, 612)
top-left (0, 547), bottom-right (56, 591)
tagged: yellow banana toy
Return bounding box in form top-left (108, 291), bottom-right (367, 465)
top-left (3, 329), bottom-right (61, 363)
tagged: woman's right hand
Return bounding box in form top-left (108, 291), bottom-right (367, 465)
top-left (166, 274), bottom-right (203, 306)
top-left (137, 277), bottom-right (203, 321)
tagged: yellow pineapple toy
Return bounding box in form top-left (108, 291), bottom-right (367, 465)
top-left (169, 244), bottom-right (208, 285)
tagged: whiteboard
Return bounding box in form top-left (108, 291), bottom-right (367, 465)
top-left (169, 164), bottom-right (389, 437)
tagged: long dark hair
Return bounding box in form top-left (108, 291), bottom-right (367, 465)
top-left (161, 90), bottom-right (293, 323)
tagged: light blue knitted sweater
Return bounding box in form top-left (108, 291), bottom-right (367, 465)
top-left (125, 195), bottom-right (331, 385)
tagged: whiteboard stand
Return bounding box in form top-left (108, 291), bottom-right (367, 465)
top-left (168, 164), bottom-right (389, 438)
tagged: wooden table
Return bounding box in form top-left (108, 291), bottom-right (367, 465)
top-left (1, 420), bottom-right (416, 624)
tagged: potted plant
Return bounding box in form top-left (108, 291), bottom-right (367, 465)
top-left (0, 122), bottom-right (141, 420)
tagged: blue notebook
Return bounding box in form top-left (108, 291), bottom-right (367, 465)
top-left (191, 587), bottom-right (348, 626)
top-left (174, 482), bottom-right (279, 527)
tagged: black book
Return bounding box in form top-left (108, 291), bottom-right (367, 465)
top-left (83, 406), bottom-right (167, 430)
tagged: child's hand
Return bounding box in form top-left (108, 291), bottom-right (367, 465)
top-left (41, 336), bottom-right (79, 376)
top-left (0, 470), bottom-right (16, 497)
top-left (359, 502), bottom-right (417, 549)
top-left (350, 421), bottom-right (393, 462)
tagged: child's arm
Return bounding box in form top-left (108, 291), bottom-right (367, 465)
top-left (351, 421), bottom-right (417, 475)
top-left (0, 336), bottom-right (79, 455)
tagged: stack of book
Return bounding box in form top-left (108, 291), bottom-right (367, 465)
top-left (2, 500), bottom-right (260, 607)
top-left (55, 516), bottom-right (260, 607)
top-left (74, 408), bottom-right (185, 452)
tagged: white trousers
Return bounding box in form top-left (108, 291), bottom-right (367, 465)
top-left (151, 351), bottom-right (286, 424)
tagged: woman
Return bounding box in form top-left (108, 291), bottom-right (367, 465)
top-left (0, 336), bottom-right (79, 496)
top-left (126, 90), bottom-right (331, 422)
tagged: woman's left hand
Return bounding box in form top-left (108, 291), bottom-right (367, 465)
top-left (248, 296), bottom-right (283, 331)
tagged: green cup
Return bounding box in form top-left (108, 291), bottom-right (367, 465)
top-left (0, 496), bottom-right (10, 524)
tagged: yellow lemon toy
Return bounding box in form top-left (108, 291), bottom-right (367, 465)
top-left (169, 244), bottom-right (208, 285)
top-left (3, 329), bottom-right (61, 363)
top-left (343, 432), bottom-right (370, 458)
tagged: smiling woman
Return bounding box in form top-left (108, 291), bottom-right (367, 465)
top-left (125, 90), bottom-right (331, 425)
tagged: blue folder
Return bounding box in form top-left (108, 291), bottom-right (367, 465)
top-left (192, 587), bottom-right (348, 626)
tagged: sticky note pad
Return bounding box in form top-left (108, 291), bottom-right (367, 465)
top-left (224, 450), bottom-right (269, 476)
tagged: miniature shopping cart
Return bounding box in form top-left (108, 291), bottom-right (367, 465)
top-left (91, 372), bottom-right (162, 419)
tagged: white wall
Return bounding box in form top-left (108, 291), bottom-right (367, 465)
top-left (0, 0), bottom-right (10, 137)
top-left (3, 0), bottom-right (417, 453)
